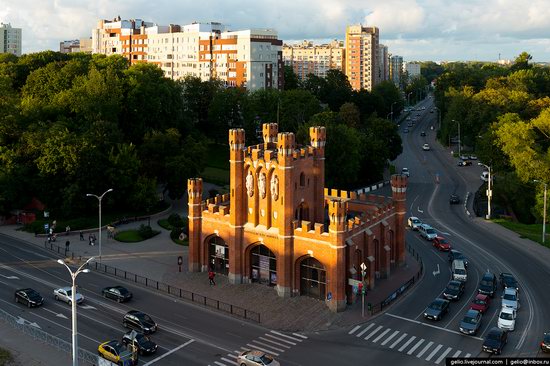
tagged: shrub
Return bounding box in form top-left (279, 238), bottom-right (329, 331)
top-left (167, 213), bottom-right (184, 228)
top-left (138, 224), bottom-right (155, 239)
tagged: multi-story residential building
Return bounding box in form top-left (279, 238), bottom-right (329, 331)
top-left (60, 38), bottom-right (93, 54)
top-left (389, 55), bottom-right (403, 87)
top-left (0, 23), bottom-right (22, 56)
top-left (403, 62), bottom-right (421, 81)
top-left (378, 44), bottom-right (389, 82)
top-left (282, 40), bottom-right (345, 80)
top-left (345, 24), bottom-right (379, 91)
top-left (92, 17), bottom-right (283, 91)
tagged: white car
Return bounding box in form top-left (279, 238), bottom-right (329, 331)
top-left (419, 224), bottom-right (438, 241)
top-left (54, 287), bottom-right (84, 305)
top-left (497, 307), bottom-right (516, 331)
top-left (408, 216), bottom-right (422, 230)
top-left (501, 287), bottom-right (520, 311)
top-left (422, 143), bottom-right (430, 151)
top-left (401, 168), bottom-right (410, 177)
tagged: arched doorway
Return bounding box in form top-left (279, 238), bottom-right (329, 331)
top-left (300, 257), bottom-right (327, 300)
top-left (208, 236), bottom-right (229, 275)
top-left (250, 244), bottom-right (277, 286)
top-left (295, 202), bottom-right (309, 221)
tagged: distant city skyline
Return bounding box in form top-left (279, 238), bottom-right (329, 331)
top-left (2, 0), bottom-right (549, 62)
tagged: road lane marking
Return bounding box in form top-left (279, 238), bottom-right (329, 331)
top-left (265, 333), bottom-right (296, 345)
top-left (246, 344), bottom-right (278, 356)
top-left (213, 362), bottom-right (226, 366)
top-left (364, 325), bottom-right (383, 341)
top-left (220, 357), bottom-right (234, 364)
top-left (356, 323), bottom-right (374, 338)
top-left (416, 341), bottom-right (434, 358)
top-left (42, 307), bottom-right (68, 319)
top-left (452, 350), bottom-right (462, 358)
top-left (407, 339), bottom-right (425, 355)
top-left (398, 336), bottom-right (416, 352)
top-left (390, 333), bottom-right (408, 349)
top-left (269, 330), bottom-right (304, 342)
top-left (227, 354), bottom-right (237, 359)
top-left (425, 344), bottom-right (443, 361)
top-left (250, 340), bottom-right (285, 353)
top-left (142, 340), bottom-right (194, 365)
top-left (465, 353), bottom-right (471, 358)
top-left (372, 328), bottom-right (391, 343)
top-left (349, 325), bottom-right (361, 335)
top-left (292, 333), bottom-right (308, 339)
top-left (385, 313), bottom-right (484, 340)
top-left (258, 337), bottom-right (291, 349)
top-left (381, 330), bottom-right (400, 346)
top-left (435, 347), bottom-right (453, 364)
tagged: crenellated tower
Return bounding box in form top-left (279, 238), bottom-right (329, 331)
top-left (310, 126), bottom-right (326, 223)
top-left (327, 198), bottom-right (348, 312)
top-left (262, 123), bottom-right (278, 144)
top-left (228, 129), bottom-right (246, 283)
top-left (391, 174), bottom-right (408, 265)
top-left (187, 178), bottom-right (203, 272)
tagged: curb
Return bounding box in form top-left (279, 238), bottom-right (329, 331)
top-left (464, 192), bottom-right (471, 217)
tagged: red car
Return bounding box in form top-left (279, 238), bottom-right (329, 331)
top-left (432, 236), bottom-right (451, 251)
top-left (470, 294), bottom-right (490, 314)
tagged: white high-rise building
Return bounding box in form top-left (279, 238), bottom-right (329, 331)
top-left (389, 55), bottom-right (403, 87)
top-left (378, 44), bottom-right (389, 82)
top-left (345, 24), bottom-right (379, 91)
top-left (0, 23), bottom-right (22, 56)
top-left (404, 62), bottom-right (421, 80)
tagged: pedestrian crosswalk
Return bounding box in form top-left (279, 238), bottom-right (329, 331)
top-left (208, 330), bottom-right (308, 366)
top-left (348, 323), bottom-right (472, 364)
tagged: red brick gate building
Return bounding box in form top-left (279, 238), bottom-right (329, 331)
top-left (187, 123), bottom-right (408, 312)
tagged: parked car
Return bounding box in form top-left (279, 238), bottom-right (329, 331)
top-left (98, 340), bottom-right (136, 365)
top-left (403, 128), bottom-right (409, 133)
top-left (448, 250), bottom-right (469, 267)
top-left (432, 236), bottom-right (451, 251)
top-left (478, 271), bottom-right (497, 297)
top-left (423, 298), bottom-right (450, 321)
top-left (102, 286), bottom-right (133, 303)
top-left (419, 224), bottom-right (438, 241)
top-left (123, 310), bottom-right (158, 334)
top-left (401, 168), bottom-right (410, 177)
top-left (407, 216), bottom-right (422, 230)
top-left (420, 131), bottom-right (426, 136)
top-left (442, 280), bottom-right (465, 301)
top-left (237, 350), bottom-right (280, 366)
top-left (14, 288), bottom-right (44, 308)
top-left (541, 332), bottom-right (550, 353)
top-left (407, 122), bottom-right (413, 127)
top-left (121, 330), bottom-right (158, 355)
top-left (460, 154), bottom-right (469, 160)
top-left (459, 309), bottom-right (482, 335)
top-left (422, 143), bottom-right (430, 151)
top-left (497, 307), bottom-right (516, 331)
top-left (54, 287), bottom-right (83, 305)
top-left (470, 293), bottom-right (491, 314)
top-left (469, 155), bottom-right (478, 160)
top-left (482, 327), bottom-right (508, 355)
top-left (458, 160), bottom-right (472, 166)
top-left (499, 272), bottom-right (519, 291)
top-left (449, 194), bottom-right (460, 204)
top-left (501, 287), bottom-right (520, 311)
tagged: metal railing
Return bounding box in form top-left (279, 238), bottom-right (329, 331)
top-left (0, 308), bottom-right (98, 365)
top-left (92, 262), bottom-right (261, 323)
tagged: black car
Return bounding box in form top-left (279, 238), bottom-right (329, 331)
top-left (482, 327), bottom-right (507, 355)
top-left (478, 272), bottom-right (497, 297)
top-left (450, 194), bottom-right (460, 204)
top-left (123, 310), bottom-right (157, 334)
top-left (541, 332), bottom-right (550, 353)
top-left (499, 272), bottom-right (519, 291)
top-left (423, 298), bottom-right (450, 321)
top-left (14, 288), bottom-right (44, 308)
top-left (448, 250), bottom-right (469, 267)
top-left (420, 131), bottom-right (426, 136)
top-left (122, 330), bottom-right (158, 355)
top-left (442, 280), bottom-right (465, 301)
top-left (102, 286), bottom-right (133, 303)
top-left (458, 160), bottom-right (472, 166)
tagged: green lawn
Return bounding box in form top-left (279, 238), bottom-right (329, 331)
top-left (205, 143), bottom-right (230, 170)
top-left (115, 229), bottom-right (160, 243)
top-left (201, 166), bottom-right (230, 185)
top-left (157, 219), bottom-right (172, 231)
top-left (0, 347), bottom-right (13, 366)
top-left (493, 218), bottom-right (550, 248)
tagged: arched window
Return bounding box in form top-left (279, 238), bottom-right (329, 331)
top-left (208, 236), bottom-right (229, 275)
top-left (250, 244), bottom-right (277, 286)
top-left (300, 172), bottom-right (305, 186)
top-left (300, 257), bottom-right (326, 300)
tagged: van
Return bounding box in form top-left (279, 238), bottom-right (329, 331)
top-left (452, 260), bottom-right (467, 282)
top-left (481, 171), bottom-right (489, 182)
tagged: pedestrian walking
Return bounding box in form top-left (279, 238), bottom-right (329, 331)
top-left (208, 270), bottom-right (216, 286)
top-left (88, 234), bottom-right (93, 246)
top-left (65, 225), bottom-right (71, 236)
top-left (79, 231), bottom-right (84, 241)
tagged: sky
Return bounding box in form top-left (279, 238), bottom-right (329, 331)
top-left (2, 0), bottom-right (550, 62)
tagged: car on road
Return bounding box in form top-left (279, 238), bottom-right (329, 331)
top-left (449, 194), bottom-right (460, 204)
top-left (459, 309), bottom-right (482, 335)
top-left (442, 280), bottom-right (465, 301)
top-left (98, 340), bottom-right (136, 365)
top-left (478, 271), bottom-right (497, 297)
top-left (482, 327), bottom-right (507, 355)
top-left (469, 155), bottom-right (478, 160)
top-left (448, 250), bottom-right (469, 267)
top-left (237, 350), bottom-right (280, 366)
top-left (451, 259), bottom-right (468, 282)
top-left (14, 288), bottom-right (44, 308)
top-left (499, 272), bottom-right (519, 291)
top-left (419, 224), bottom-right (437, 241)
top-left (497, 307), bottom-right (516, 331)
top-left (481, 171), bottom-right (490, 182)
top-left (121, 330), bottom-right (158, 355)
top-left (54, 287), bottom-right (83, 305)
top-left (541, 332), bottom-right (550, 353)
top-left (422, 143), bottom-right (430, 151)
top-left (123, 310), bottom-right (158, 334)
top-left (432, 236), bottom-right (451, 251)
top-left (102, 286), bottom-right (133, 303)
top-left (403, 128), bottom-right (409, 133)
top-left (457, 160), bottom-right (472, 166)
top-left (424, 298), bottom-right (450, 321)
top-left (407, 216), bottom-right (422, 230)
top-left (420, 131), bottom-right (426, 136)
top-left (501, 287), bottom-right (520, 311)
top-left (401, 168), bottom-right (410, 177)
top-left (460, 154), bottom-right (469, 160)
top-left (470, 294), bottom-right (491, 314)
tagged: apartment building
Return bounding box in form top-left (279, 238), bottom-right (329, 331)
top-left (92, 17), bottom-right (283, 91)
top-left (403, 62), bottom-right (421, 81)
top-left (378, 44), bottom-right (389, 82)
top-left (282, 40), bottom-right (345, 80)
top-left (60, 38), bottom-right (93, 54)
top-left (345, 24), bottom-right (379, 91)
top-left (0, 23), bottom-right (22, 56)
top-left (389, 55), bottom-right (403, 87)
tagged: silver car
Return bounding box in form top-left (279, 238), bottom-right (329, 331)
top-left (501, 288), bottom-right (520, 311)
top-left (54, 287), bottom-right (84, 305)
top-left (237, 350), bottom-right (279, 366)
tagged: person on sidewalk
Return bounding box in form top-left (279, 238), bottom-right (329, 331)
top-left (79, 231), bottom-right (84, 241)
top-left (208, 270), bottom-right (216, 286)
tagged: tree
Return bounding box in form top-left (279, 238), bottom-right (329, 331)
top-left (279, 89), bottom-right (322, 132)
top-left (511, 52), bottom-right (533, 72)
top-left (338, 103), bottom-right (360, 128)
top-left (207, 87), bottom-right (247, 143)
top-left (283, 65), bottom-right (300, 90)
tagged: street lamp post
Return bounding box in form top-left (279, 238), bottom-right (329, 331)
top-left (478, 163), bottom-right (492, 219)
top-left (86, 189), bottom-right (113, 264)
top-left (534, 180), bottom-right (547, 243)
top-left (390, 101), bottom-right (398, 123)
top-left (57, 257), bottom-right (95, 366)
top-left (452, 119), bottom-right (461, 157)
top-left (407, 92), bottom-right (413, 107)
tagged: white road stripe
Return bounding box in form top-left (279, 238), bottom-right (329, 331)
top-left (364, 325), bottom-right (384, 340)
top-left (142, 340), bottom-right (194, 366)
top-left (213, 362), bottom-right (227, 366)
top-left (372, 328), bottom-right (391, 343)
top-left (435, 347), bottom-right (453, 364)
top-left (356, 323), bottom-right (375, 338)
top-left (264, 333), bottom-right (297, 345)
top-left (292, 333), bottom-right (308, 339)
top-left (390, 333), bottom-right (408, 349)
top-left (240, 347), bottom-right (251, 352)
top-left (407, 339), bottom-right (425, 355)
top-left (416, 341), bottom-right (434, 358)
top-left (465, 353), bottom-right (471, 358)
top-left (258, 337), bottom-right (291, 349)
top-left (385, 313), bottom-right (484, 340)
top-left (250, 340), bottom-right (285, 353)
top-left (425, 344), bottom-right (443, 361)
top-left (220, 357), bottom-right (234, 364)
top-left (270, 330), bottom-right (303, 342)
top-left (452, 350), bottom-right (462, 358)
top-left (246, 344), bottom-right (279, 356)
top-left (349, 325), bottom-right (361, 335)
top-left (398, 336), bottom-right (416, 352)
top-left (381, 330), bottom-right (400, 346)
top-left (227, 354), bottom-right (237, 359)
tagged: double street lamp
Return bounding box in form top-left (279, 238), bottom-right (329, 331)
top-left (86, 189), bottom-right (113, 264)
top-left (478, 163), bottom-right (492, 219)
top-left (534, 180), bottom-right (547, 244)
top-left (57, 256), bottom-right (95, 366)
